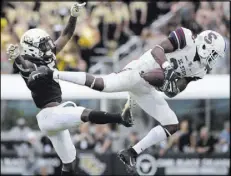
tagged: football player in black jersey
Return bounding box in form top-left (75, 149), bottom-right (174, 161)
top-left (6, 2), bottom-right (133, 176)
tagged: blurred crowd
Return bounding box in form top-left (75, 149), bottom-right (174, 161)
top-left (158, 119), bottom-right (230, 156)
top-left (1, 115), bottom-right (230, 175)
top-left (1, 117), bottom-right (230, 156)
top-left (1, 1), bottom-right (230, 74)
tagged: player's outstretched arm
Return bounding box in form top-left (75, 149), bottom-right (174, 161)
top-left (53, 71), bottom-right (105, 91)
top-left (52, 70), bottom-right (135, 93)
top-left (28, 66), bottom-right (120, 92)
top-left (54, 2), bottom-right (86, 54)
top-left (28, 65), bottom-right (134, 93)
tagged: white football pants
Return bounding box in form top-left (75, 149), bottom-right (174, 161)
top-left (36, 101), bottom-right (85, 163)
top-left (102, 59), bottom-right (179, 126)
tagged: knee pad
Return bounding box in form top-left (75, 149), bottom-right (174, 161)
top-left (162, 124), bottom-right (179, 137)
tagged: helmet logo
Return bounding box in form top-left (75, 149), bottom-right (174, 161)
top-left (24, 36), bottom-right (33, 44)
top-left (204, 32), bottom-right (217, 44)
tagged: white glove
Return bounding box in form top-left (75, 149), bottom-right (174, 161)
top-left (70, 2), bottom-right (86, 17)
top-left (6, 44), bottom-right (20, 61)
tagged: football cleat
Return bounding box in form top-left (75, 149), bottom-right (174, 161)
top-left (117, 148), bottom-right (139, 175)
top-left (121, 98), bottom-right (134, 127)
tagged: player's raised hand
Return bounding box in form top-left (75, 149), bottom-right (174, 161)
top-left (6, 44), bottom-right (20, 61)
top-left (70, 2), bottom-right (86, 17)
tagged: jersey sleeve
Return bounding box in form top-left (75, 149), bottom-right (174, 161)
top-left (13, 58), bottom-right (37, 79)
top-left (168, 27), bottom-right (194, 50)
top-left (13, 61), bottom-right (31, 78)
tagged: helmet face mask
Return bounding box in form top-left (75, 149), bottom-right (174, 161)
top-left (206, 49), bottom-right (221, 69)
top-left (195, 30), bottom-right (225, 70)
top-left (197, 43), bottom-right (222, 70)
top-left (20, 29), bottom-right (56, 66)
top-left (38, 37), bottom-right (55, 53)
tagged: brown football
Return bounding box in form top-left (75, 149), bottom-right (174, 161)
top-left (141, 68), bottom-right (165, 87)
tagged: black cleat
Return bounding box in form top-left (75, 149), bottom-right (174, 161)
top-left (117, 148), bottom-right (139, 175)
top-left (121, 98), bottom-right (135, 127)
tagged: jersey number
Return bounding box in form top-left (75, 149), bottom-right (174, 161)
top-left (204, 32), bottom-right (217, 44)
top-left (170, 58), bottom-right (178, 69)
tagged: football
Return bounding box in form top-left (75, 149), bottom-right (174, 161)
top-left (141, 68), bottom-right (165, 87)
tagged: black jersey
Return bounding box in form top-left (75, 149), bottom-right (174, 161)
top-left (13, 58), bottom-right (62, 109)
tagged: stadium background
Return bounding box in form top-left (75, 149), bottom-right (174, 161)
top-left (1, 1), bottom-right (230, 175)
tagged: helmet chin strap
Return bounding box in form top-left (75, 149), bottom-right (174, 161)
top-left (43, 51), bottom-right (56, 64)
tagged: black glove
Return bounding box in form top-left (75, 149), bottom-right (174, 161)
top-left (164, 80), bottom-right (180, 97)
top-left (28, 66), bottom-right (54, 88)
top-left (161, 61), bottom-right (179, 91)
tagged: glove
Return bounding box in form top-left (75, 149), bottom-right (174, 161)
top-left (28, 66), bottom-right (54, 83)
top-left (70, 2), bottom-right (86, 17)
top-left (6, 44), bottom-right (20, 61)
top-left (163, 80), bottom-right (180, 98)
top-left (161, 61), bottom-right (179, 91)
top-left (167, 80), bottom-right (180, 94)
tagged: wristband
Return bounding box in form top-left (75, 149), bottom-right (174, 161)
top-left (162, 61), bottom-right (171, 69)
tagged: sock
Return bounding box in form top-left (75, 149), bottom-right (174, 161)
top-left (132, 125), bottom-right (167, 154)
top-left (88, 110), bottom-right (122, 124)
top-left (61, 159), bottom-right (77, 176)
top-left (61, 170), bottom-right (73, 176)
top-left (53, 71), bottom-right (86, 85)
